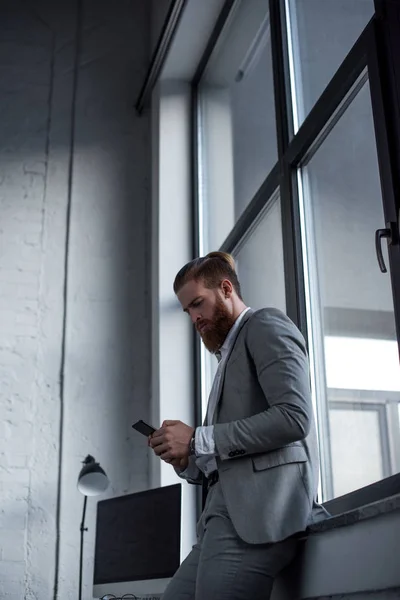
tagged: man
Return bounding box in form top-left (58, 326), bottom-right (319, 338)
top-left (149, 251), bottom-right (328, 600)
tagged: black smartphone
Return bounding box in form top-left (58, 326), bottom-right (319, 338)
top-left (132, 419), bottom-right (156, 437)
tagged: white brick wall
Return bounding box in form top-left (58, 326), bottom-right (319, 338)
top-left (0, 1), bottom-right (151, 598)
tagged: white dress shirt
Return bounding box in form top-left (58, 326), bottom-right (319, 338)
top-left (180, 307), bottom-right (251, 480)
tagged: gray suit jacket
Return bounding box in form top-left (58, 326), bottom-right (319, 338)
top-left (187, 308), bottom-right (328, 544)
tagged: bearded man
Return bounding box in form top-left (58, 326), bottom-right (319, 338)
top-left (149, 251), bottom-right (328, 600)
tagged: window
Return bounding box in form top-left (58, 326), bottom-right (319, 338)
top-left (200, 191), bottom-right (285, 422)
top-left (285, 0), bottom-right (374, 130)
top-left (198, 0), bottom-right (277, 253)
top-left (234, 192), bottom-right (286, 312)
top-left (329, 400), bottom-right (389, 497)
top-left (298, 78), bottom-right (400, 500)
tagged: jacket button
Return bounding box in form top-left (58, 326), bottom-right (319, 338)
top-left (228, 451), bottom-right (234, 458)
top-left (239, 450), bottom-right (245, 455)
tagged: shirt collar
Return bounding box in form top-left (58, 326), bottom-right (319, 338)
top-left (217, 307), bottom-right (251, 361)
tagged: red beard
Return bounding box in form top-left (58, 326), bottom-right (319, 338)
top-left (197, 297), bottom-right (236, 354)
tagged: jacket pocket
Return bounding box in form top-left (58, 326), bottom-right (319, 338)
top-left (252, 444), bottom-right (307, 471)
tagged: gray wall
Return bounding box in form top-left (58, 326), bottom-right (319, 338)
top-left (0, 1), bottom-right (151, 598)
top-left (271, 503), bottom-right (400, 600)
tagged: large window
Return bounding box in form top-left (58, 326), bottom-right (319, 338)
top-left (194, 0), bottom-right (400, 506)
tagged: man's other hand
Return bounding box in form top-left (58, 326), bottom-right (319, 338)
top-left (149, 420), bottom-right (194, 461)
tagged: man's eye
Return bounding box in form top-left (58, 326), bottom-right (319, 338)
top-left (193, 301), bottom-right (202, 308)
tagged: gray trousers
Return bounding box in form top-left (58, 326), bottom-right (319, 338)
top-left (162, 482), bottom-right (298, 600)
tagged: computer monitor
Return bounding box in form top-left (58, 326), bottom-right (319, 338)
top-left (93, 483), bottom-right (181, 599)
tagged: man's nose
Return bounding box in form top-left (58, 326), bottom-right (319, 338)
top-left (192, 312), bottom-right (200, 325)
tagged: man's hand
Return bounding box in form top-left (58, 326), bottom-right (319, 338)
top-left (149, 420), bottom-right (194, 461)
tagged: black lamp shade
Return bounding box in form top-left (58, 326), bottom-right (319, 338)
top-left (77, 455), bottom-right (109, 497)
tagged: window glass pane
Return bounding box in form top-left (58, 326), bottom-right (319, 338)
top-left (200, 193), bottom-right (285, 422)
top-left (325, 337), bottom-right (400, 392)
top-left (300, 79), bottom-right (400, 500)
top-left (329, 406), bottom-right (384, 497)
top-left (235, 193), bottom-right (286, 312)
top-left (198, 0), bottom-right (277, 253)
top-left (286, 0), bottom-right (374, 130)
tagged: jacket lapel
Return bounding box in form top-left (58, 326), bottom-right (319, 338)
top-left (212, 309), bottom-right (254, 423)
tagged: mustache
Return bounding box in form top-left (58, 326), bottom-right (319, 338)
top-left (196, 320), bottom-right (208, 332)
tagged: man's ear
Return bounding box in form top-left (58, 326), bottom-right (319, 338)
top-left (221, 279), bottom-right (233, 298)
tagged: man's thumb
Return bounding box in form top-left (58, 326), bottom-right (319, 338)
top-left (162, 420), bottom-right (180, 427)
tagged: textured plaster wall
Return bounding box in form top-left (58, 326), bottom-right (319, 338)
top-left (0, 1), bottom-right (151, 597)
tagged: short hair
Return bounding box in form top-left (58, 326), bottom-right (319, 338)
top-left (173, 251), bottom-right (243, 299)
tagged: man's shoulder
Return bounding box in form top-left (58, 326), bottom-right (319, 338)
top-left (249, 307), bottom-right (293, 327)
top-left (246, 308), bottom-right (304, 343)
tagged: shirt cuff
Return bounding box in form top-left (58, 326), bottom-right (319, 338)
top-left (195, 425), bottom-right (217, 457)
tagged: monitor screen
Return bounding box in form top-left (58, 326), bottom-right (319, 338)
top-left (93, 484), bottom-right (181, 586)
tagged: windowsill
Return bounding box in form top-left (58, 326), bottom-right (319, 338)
top-left (309, 491), bottom-right (400, 534)
top-left (321, 472), bottom-right (400, 516)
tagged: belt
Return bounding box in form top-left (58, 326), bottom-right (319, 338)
top-left (207, 471), bottom-right (219, 488)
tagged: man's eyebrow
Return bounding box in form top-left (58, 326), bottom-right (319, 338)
top-left (183, 296), bottom-right (202, 313)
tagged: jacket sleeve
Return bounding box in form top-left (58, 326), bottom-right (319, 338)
top-left (174, 455), bottom-right (203, 485)
top-left (213, 309), bottom-right (313, 461)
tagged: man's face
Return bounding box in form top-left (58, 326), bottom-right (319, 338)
top-left (177, 279), bottom-right (235, 353)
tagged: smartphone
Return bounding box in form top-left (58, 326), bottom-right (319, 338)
top-left (132, 419), bottom-right (156, 437)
